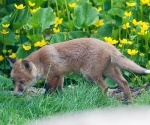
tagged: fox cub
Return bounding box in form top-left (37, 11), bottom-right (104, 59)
top-left (7, 38), bottom-right (150, 101)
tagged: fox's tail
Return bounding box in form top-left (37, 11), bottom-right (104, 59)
top-left (111, 54), bottom-right (150, 75)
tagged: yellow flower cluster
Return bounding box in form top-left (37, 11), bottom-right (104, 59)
top-left (0, 23), bottom-right (10, 35)
top-left (132, 19), bottom-right (149, 35)
top-left (27, 1), bottom-right (41, 13)
top-left (104, 37), bottom-right (118, 44)
top-left (34, 39), bottom-right (47, 47)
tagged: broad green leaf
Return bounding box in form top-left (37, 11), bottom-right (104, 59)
top-left (11, 9), bottom-right (31, 24)
top-left (97, 24), bottom-right (112, 39)
top-left (0, 28), bottom-right (17, 46)
top-left (27, 34), bottom-right (43, 43)
top-left (51, 32), bottom-right (66, 44)
top-left (73, 2), bottom-right (99, 29)
top-left (16, 44), bottom-right (36, 59)
top-left (108, 8), bottom-right (124, 18)
top-left (28, 7), bottom-right (56, 30)
top-left (68, 31), bottom-right (88, 39)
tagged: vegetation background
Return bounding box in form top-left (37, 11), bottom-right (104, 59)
top-left (0, 0), bottom-right (150, 124)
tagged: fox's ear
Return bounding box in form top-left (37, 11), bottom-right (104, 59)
top-left (20, 60), bottom-right (32, 71)
top-left (6, 56), bottom-right (17, 67)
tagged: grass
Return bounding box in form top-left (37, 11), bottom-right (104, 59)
top-left (0, 80), bottom-right (150, 125)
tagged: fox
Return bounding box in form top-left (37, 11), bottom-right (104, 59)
top-left (6, 38), bottom-right (150, 101)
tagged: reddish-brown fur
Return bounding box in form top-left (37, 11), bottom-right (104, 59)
top-left (7, 38), bottom-right (150, 101)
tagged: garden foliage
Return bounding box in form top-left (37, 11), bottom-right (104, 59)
top-left (0, 0), bottom-right (150, 87)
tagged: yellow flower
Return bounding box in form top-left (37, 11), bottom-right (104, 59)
top-left (120, 38), bottom-right (128, 44)
top-left (140, 53), bottom-right (145, 57)
top-left (122, 22), bottom-right (130, 29)
top-left (0, 29), bottom-right (9, 34)
top-left (119, 44), bottom-right (122, 48)
top-left (141, 23), bottom-right (149, 30)
top-left (14, 4), bottom-right (26, 10)
top-left (0, 55), bottom-right (4, 61)
top-left (104, 37), bottom-right (118, 44)
top-left (124, 11), bottom-right (132, 17)
top-left (128, 41), bottom-right (133, 45)
top-left (30, 7), bottom-right (41, 13)
top-left (126, 2), bottom-right (136, 7)
top-left (95, 7), bottom-right (102, 12)
top-left (132, 19), bottom-right (139, 26)
top-left (94, 19), bottom-right (104, 27)
top-left (127, 49), bottom-right (138, 56)
top-left (23, 45), bottom-right (31, 51)
top-left (40, 39), bottom-right (47, 47)
top-left (28, 1), bottom-right (35, 6)
top-left (34, 41), bottom-right (41, 47)
top-left (138, 29), bottom-right (147, 35)
top-left (53, 28), bottom-right (60, 33)
top-left (9, 53), bottom-right (16, 58)
top-left (140, 0), bottom-right (149, 5)
top-left (2, 23), bottom-right (10, 28)
top-left (34, 39), bottom-right (47, 47)
top-left (68, 3), bottom-right (77, 8)
top-left (54, 17), bottom-right (63, 27)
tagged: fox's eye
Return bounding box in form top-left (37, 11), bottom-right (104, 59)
top-left (20, 80), bottom-right (25, 84)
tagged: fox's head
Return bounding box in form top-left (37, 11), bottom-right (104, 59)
top-left (6, 57), bottom-right (38, 95)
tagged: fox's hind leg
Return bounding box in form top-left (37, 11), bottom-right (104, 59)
top-left (103, 64), bottom-right (132, 101)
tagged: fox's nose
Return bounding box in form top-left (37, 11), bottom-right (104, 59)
top-left (14, 87), bottom-right (25, 96)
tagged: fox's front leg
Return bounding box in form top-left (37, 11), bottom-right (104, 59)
top-left (45, 75), bottom-right (64, 94)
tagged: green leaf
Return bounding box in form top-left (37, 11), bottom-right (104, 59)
top-left (108, 8), bottom-right (124, 18)
top-left (51, 32), bottom-right (66, 44)
top-left (16, 44), bottom-right (36, 59)
top-left (104, 78), bottom-right (117, 88)
top-left (73, 2), bottom-right (99, 29)
top-left (0, 28), bottom-right (17, 46)
top-left (27, 34), bottom-right (43, 43)
top-left (28, 7), bottom-right (56, 30)
top-left (97, 24), bottom-right (113, 39)
top-left (68, 31), bottom-right (88, 39)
